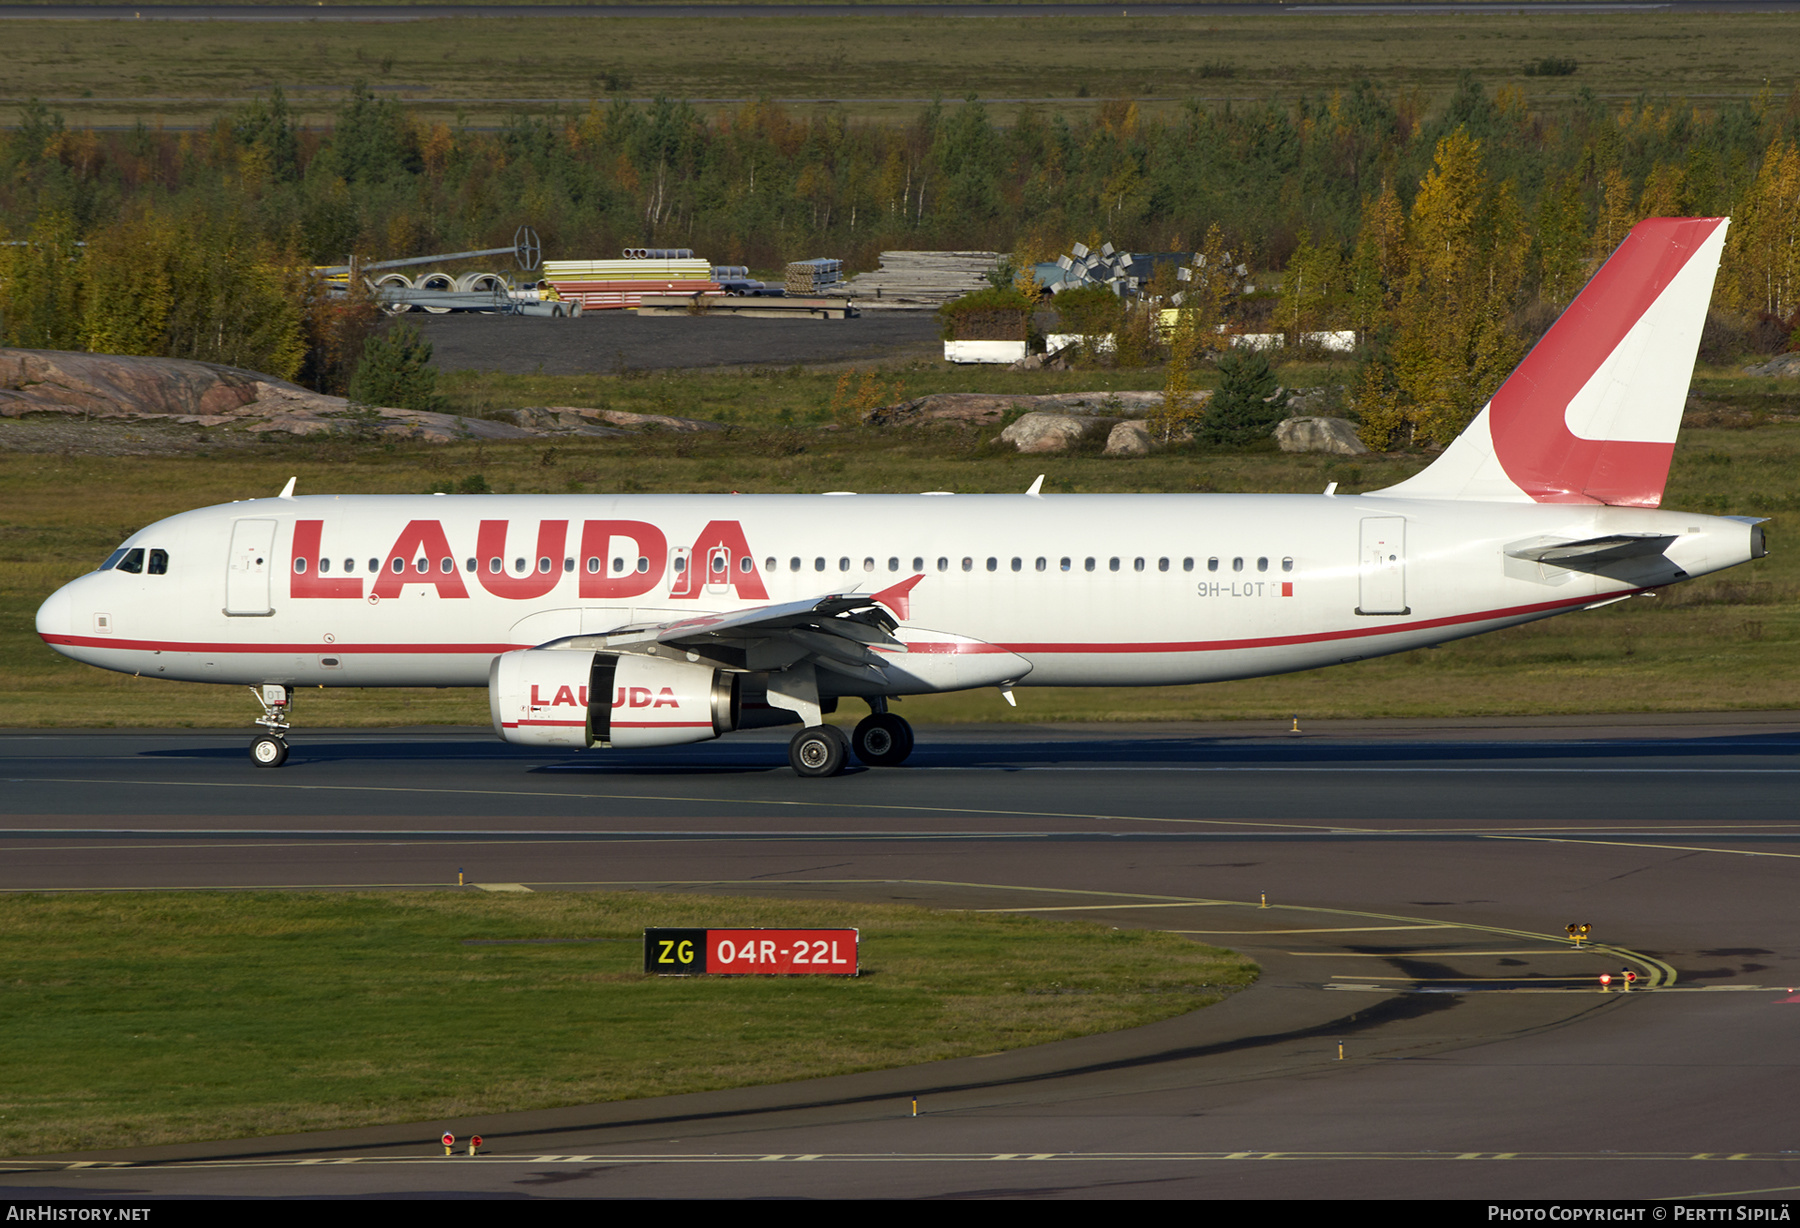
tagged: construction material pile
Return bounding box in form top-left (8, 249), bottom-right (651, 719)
top-left (541, 250), bottom-right (721, 310)
top-left (830, 251), bottom-right (1001, 309)
top-left (784, 258), bottom-right (843, 296)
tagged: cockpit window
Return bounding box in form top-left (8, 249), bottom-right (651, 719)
top-left (114, 548), bottom-right (145, 574)
top-left (99, 548), bottom-right (129, 572)
top-left (147, 549), bottom-right (169, 575)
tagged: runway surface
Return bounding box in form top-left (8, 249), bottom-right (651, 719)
top-left (2, 715), bottom-right (1798, 1200)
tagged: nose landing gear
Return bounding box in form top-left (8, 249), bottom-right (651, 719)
top-left (249, 684), bottom-right (292, 768)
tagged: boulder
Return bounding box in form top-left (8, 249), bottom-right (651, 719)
top-left (999, 411), bottom-right (1118, 453)
top-left (1742, 352), bottom-right (1800, 378)
top-left (1104, 421), bottom-right (1153, 456)
top-left (1275, 415), bottom-right (1369, 456)
top-left (866, 389), bottom-right (1179, 428)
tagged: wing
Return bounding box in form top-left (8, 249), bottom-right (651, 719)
top-left (540, 584), bottom-right (915, 683)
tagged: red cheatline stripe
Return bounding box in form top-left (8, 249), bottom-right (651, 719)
top-left (38, 590), bottom-right (1619, 661)
top-left (611, 721), bottom-right (715, 729)
top-left (39, 635), bottom-right (527, 654)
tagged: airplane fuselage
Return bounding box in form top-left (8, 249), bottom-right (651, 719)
top-left (35, 492), bottom-right (1761, 695)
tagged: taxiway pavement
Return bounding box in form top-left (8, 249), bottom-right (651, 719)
top-left (2, 716), bottom-right (1797, 1199)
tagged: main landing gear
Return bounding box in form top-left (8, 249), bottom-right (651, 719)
top-left (786, 700), bottom-right (915, 777)
top-left (249, 684), bottom-right (292, 768)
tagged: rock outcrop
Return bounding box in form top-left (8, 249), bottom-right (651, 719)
top-left (0, 349), bottom-right (725, 443)
top-left (1275, 416), bottom-right (1369, 455)
top-left (1743, 353), bottom-right (1800, 378)
top-left (865, 390), bottom-right (1178, 428)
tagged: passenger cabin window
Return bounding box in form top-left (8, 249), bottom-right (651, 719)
top-left (1084, 557), bottom-right (1096, 572)
top-left (1257, 557), bottom-right (1269, 572)
top-left (1232, 557), bottom-right (1244, 572)
top-left (1061, 557), bottom-right (1072, 572)
top-left (318, 557), bottom-right (331, 574)
top-left (937, 557), bottom-right (949, 572)
top-left (1157, 558), bottom-right (1169, 572)
top-left (563, 558), bottom-right (575, 573)
top-left (888, 557), bottom-right (900, 572)
top-left (368, 558), bottom-right (379, 573)
top-left (1133, 558), bottom-right (1145, 572)
top-left (1109, 557), bottom-right (1121, 572)
top-left (743, 557), bottom-right (756, 573)
top-left (292, 558), bottom-right (307, 574)
top-left (790, 557), bottom-right (802, 572)
top-left (862, 557), bottom-right (875, 572)
top-left (1207, 558), bottom-right (1219, 572)
top-left (962, 557), bottom-right (974, 572)
top-left (463, 558), bottom-right (475, 573)
top-left (441, 558), bottom-right (455, 574)
top-left (1282, 557), bottom-right (1294, 572)
top-left (673, 556), bottom-right (687, 573)
top-left (986, 557), bottom-right (998, 572)
top-left (512, 557), bottom-right (526, 573)
top-left (913, 557), bottom-right (925, 573)
top-left (765, 557), bottom-right (777, 572)
top-left (1035, 557), bottom-right (1047, 572)
top-left (390, 558), bottom-right (404, 574)
top-left (1183, 558), bottom-right (1194, 572)
top-left (346, 559), bottom-right (358, 574)
top-left (815, 558), bottom-right (827, 572)
top-left (839, 557), bottom-right (851, 572)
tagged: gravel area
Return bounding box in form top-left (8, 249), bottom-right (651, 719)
top-left (415, 310), bottom-right (944, 375)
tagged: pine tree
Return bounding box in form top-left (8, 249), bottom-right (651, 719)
top-left (1198, 349), bottom-right (1289, 447)
top-left (348, 321), bottom-right (447, 411)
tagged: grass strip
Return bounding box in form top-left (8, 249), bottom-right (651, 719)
top-left (0, 890), bottom-right (1257, 1157)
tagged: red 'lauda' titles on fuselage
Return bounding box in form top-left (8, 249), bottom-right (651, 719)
top-left (578, 520), bottom-right (668, 599)
top-left (288, 519), bottom-right (768, 602)
top-left (476, 519), bottom-right (568, 599)
top-left (289, 520), bottom-right (362, 599)
top-left (667, 520), bottom-right (769, 601)
top-left (370, 520), bottom-right (470, 599)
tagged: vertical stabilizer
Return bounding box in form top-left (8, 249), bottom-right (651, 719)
top-left (1373, 216), bottom-right (1728, 507)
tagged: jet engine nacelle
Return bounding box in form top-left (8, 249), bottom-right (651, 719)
top-left (489, 649), bottom-right (738, 749)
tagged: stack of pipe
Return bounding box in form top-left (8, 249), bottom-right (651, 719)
top-left (784, 258), bottom-right (843, 296)
top-left (541, 250), bottom-right (721, 310)
top-left (829, 251), bottom-right (1000, 309)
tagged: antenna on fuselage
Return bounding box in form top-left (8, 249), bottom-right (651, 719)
top-left (277, 477), bottom-right (297, 500)
top-left (1025, 475), bottom-right (1045, 498)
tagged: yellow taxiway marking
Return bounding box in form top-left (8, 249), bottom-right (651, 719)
top-left (1168, 926), bottom-right (1455, 934)
top-left (1293, 949), bottom-right (1593, 957)
top-left (969, 901), bottom-right (1233, 912)
top-left (1329, 974), bottom-right (1615, 982)
top-left (0, 871), bottom-right (1678, 988)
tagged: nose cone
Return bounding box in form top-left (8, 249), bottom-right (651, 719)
top-left (36, 580), bottom-right (74, 651)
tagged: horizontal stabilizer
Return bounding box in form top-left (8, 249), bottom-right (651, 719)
top-left (1505, 533), bottom-right (1678, 567)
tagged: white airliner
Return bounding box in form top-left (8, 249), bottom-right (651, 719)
top-left (36, 217), bottom-right (1763, 776)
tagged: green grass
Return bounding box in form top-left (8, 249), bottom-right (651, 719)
top-left (0, 890), bottom-right (1256, 1156)
top-left (2, 12), bottom-right (1797, 129)
top-left (3, 360), bottom-right (1797, 727)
